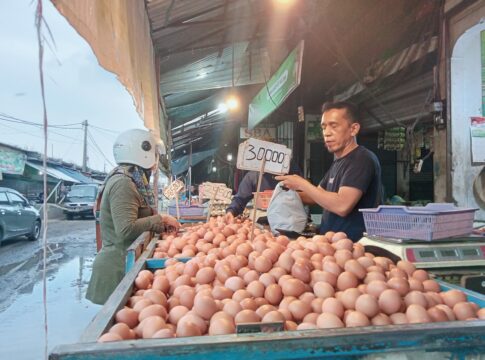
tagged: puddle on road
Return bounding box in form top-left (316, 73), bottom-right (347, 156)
top-left (0, 256), bottom-right (102, 360)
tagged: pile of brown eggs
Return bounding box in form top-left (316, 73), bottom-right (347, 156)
top-left (98, 217), bottom-right (485, 342)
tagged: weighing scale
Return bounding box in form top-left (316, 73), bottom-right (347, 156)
top-left (358, 234), bottom-right (485, 294)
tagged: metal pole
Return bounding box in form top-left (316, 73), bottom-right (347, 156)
top-left (82, 120), bottom-right (88, 172)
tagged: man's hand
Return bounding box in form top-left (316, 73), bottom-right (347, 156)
top-left (161, 214), bottom-right (180, 233)
top-left (275, 174), bottom-right (311, 192)
top-left (224, 211), bottom-right (235, 223)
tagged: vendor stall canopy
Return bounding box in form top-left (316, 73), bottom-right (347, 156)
top-left (54, 0), bottom-right (442, 173)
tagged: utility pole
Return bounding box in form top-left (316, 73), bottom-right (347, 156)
top-left (82, 120), bottom-right (88, 172)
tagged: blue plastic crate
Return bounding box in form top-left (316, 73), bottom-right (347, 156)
top-left (360, 203), bottom-right (477, 241)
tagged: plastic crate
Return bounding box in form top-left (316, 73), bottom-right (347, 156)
top-left (168, 203), bottom-right (207, 217)
top-left (359, 203), bottom-right (477, 241)
top-left (252, 190), bottom-right (274, 210)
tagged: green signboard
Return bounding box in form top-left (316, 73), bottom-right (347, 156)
top-left (0, 146), bottom-right (27, 175)
top-left (248, 40), bottom-right (304, 129)
top-left (482, 30), bottom-right (485, 116)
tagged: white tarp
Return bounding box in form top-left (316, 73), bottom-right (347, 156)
top-left (52, 0), bottom-right (165, 143)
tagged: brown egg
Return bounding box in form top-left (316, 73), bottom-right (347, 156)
top-left (412, 269), bottom-right (429, 282)
top-left (152, 328), bottom-right (175, 338)
top-left (178, 312), bottom-right (208, 334)
top-left (366, 280), bottom-right (388, 298)
top-left (406, 304), bottom-right (431, 324)
top-left (404, 291), bottom-right (428, 309)
top-left (212, 286), bottom-right (234, 300)
top-left (311, 298), bottom-right (324, 313)
top-left (316, 312), bottom-right (345, 328)
top-left (366, 265), bottom-right (385, 274)
top-left (302, 312), bottom-right (319, 324)
top-left (282, 278), bottom-right (306, 297)
top-left (427, 306), bottom-right (448, 322)
top-left (168, 305), bottom-right (189, 325)
top-left (311, 270), bottom-right (337, 287)
top-left (322, 261), bottom-right (342, 276)
top-left (135, 275), bottom-right (151, 290)
top-left (208, 318), bottom-right (235, 335)
top-left (193, 295), bottom-right (218, 320)
top-left (268, 267), bottom-right (287, 281)
top-left (108, 323), bottom-right (133, 340)
top-left (442, 290), bottom-right (467, 308)
top-left (254, 256), bottom-right (272, 273)
top-left (223, 299), bottom-right (243, 318)
top-left (195, 267), bottom-right (216, 284)
top-left (179, 288), bottom-right (196, 309)
top-left (435, 304), bottom-right (456, 321)
top-left (345, 311), bottom-right (370, 327)
top-left (373, 257), bottom-right (392, 271)
top-left (225, 276), bottom-right (246, 292)
top-left (291, 262), bottom-right (312, 283)
top-left (259, 273), bottom-right (277, 287)
top-left (355, 294), bottom-right (380, 318)
top-left (336, 272), bottom-right (359, 291)
top-left (422, 280), bottom-right (441, 293)
top-left (264, 284), bottom-right (283, 305)
top-left (115, 307), bottom-right (139, 329)
top-left (133, 298), bottom-right (153, 313)
top-left (364, 272), bottom-right (387, 284)
top-left (387, 278), bottom-right (410, 297)
top-left (477, 308), bottom-right (485, 320)
top-left (371, 313), bottom-right (391, 326)
top-left (313, 282), bottom-right (335, 300)
top-left (321, 297), bottom-right (344, 318)
top-left (453, 302), bottom-right (476, 320)
top-left (335, 250), bottom-right (353, 268)
top-left (254, 297), bottom-right (268, 307)
top-left (243, 270), bottom-right (260, 285)
top-left (139, 304), bottom-right (168, 322)
top-left (142, 315), bottom-right (166, 338)
top-left (378, 289), bottom-right (402, 315)
top-left (176, 321), bottom-right (202, 337)
top-left (300, 292), bottom-right (316, 305)
top-left (262, 310), bottom-right (286, 323)
top-left (340, 288), bottom-right (362, 310)
top-left (277, 252), bottom-right (295, 272)
top-left (256, 304), bottom-right (278, 318)
top-left (408, 278), bottom-right (424, 292)
top-left (232, 289), bottom-right (252, 302)
top-left (288, 300), bottom-right (312, 321)
top-left (246, 281), bottom-right (265, 298)
top-left (297, 322), bottom-right (318, 330)
top-left (344, 260), bottom-right (367, 280)
top-left (216, 264), bottom-right (237, 283)
top-left (98, 333), bottom-right (123, 342)
top-left (152, 276), bottom-right (170, 293)
top-left (173, 274), bottom-right (192, 289)
top-left (389, 312), bottom-right (408, 324)
top-left (284, 320), bottom-right (298, 331)
top-left (235, 309), bottom-right (261, 324)
top-left (240, 298), bottom-right (258, 311)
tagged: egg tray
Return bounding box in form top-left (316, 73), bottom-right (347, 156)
top-left (51, 244), bottom-right (485, 360)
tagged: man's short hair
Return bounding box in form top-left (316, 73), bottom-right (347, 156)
top-left (321, 101), bottom-right (360, 124)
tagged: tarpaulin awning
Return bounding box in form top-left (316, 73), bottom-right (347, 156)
top-left (54, 166), bottom-right (100, 184)
top-left (171, 148), bottom-right (218, 176)
top-left (26, 162), bottom-right (80, 183)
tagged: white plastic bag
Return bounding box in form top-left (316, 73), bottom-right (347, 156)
top-left (267, 182), bottom-right (307, 234)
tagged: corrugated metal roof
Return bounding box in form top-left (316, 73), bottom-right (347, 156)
top-left (26, 162), bottom-right (80, 183)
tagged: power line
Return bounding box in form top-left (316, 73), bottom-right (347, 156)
top-left (87, 129), bottom-right (115, 167)
top-left (0, 112), bottom-right (82, 129)
top-left (0, 121), bottom-right (81, 144)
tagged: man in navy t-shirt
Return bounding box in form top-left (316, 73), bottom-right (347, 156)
top-left (276, 101), bottom-right (382, 241)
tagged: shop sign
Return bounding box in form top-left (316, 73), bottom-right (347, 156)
top-left (240, 127), bottom-right (276, 139)
top-left (199, 182), bottom-right (232, 201)
top-left (248, 40), bottom-right (304, 129)
top-left (236, 138), bottom-right (292, 175)
top-left (0, 146), bottom-right (27, 175)
top-left (163, 179), bottom-right (185, 199)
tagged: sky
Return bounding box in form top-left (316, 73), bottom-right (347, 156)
top-left (0, 0), bottom-right (146, 172)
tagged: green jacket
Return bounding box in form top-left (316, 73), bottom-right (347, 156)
top-left (86, 173), bottom-right (163, 305)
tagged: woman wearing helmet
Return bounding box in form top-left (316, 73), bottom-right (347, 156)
top-left (86, 129), bottom-right (180, 305)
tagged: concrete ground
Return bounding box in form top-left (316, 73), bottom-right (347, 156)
top-left (0, 218), bottom-right (102, 360)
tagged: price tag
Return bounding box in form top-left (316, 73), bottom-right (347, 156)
top-left (236, 138), bottom-right (292, 175)
top-left (163, 179), bottom-right (185, 199)
top-left (200, 182), bottom-right (232, 201)
top-left (236, 322), bottom-right (284, 334)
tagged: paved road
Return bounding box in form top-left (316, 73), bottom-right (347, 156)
top-left (0, 219), bottom-right (102, 360)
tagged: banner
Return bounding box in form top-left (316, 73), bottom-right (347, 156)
top-left (248, 40), bottom-right (304, 129)
top-left (0, 146), bottom-right (26, 175)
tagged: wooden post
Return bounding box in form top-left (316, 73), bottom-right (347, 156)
top-left (250, 158), bottom-right (266, 242)
top-left (175, 190), bottom-right (180, 220)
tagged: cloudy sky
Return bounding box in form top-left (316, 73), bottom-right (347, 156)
top-left (0, 0), bottom-right (146, 172)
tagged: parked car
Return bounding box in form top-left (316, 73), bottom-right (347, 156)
top-left (0, 187), bottom-right (42, 245)
top-left (62, 184), bottom-right (99, 220)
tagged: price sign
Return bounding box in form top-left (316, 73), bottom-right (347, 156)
top-left (163, 179), bottom-right (185, 199)
top-left (236, 138), bottom-right (292, 175)
top-left (200, 182), bottom-right (232, 201)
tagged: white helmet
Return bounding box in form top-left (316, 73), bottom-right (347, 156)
top-left (113, 129), bottom-right (165, 169)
